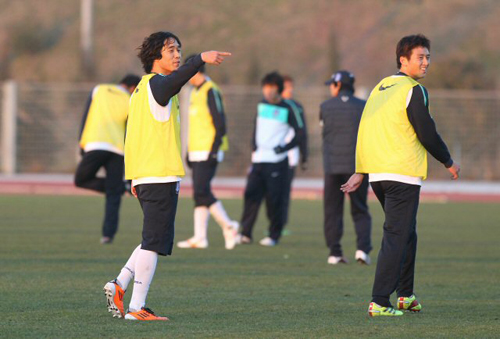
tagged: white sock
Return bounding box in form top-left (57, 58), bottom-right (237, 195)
top-left (128, 249), bottom-right (158, 312)
top-left (194, 206), bottom-right (210, 241)
top-left (209, 200), bottom-right (233, 229)
top-left (116, 244), bottom-right (141, 291)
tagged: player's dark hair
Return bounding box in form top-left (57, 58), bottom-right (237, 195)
top-left (261, 71), bottom-right (284, 94)
top-left (119, 74), bottom-right (141, 87)
top-left (138, 31), bottom-right (182, 73)
top-left (338, 82), bottom-right (354, 93)
top-left (396, 34), bottom-right (430, 69)
top-left (185, 54), bottom-right (205, 73)
top-left (282, 75), bottom-right (293, 83)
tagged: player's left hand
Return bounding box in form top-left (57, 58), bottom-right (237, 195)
top-left (448, 162), bottom-right (460, 180)
top-left (131, 186), bottom-right (138, 198)
top-left (207, 152), bottom-right (218, 166)
top-left (341, 173), bottom-right (365, 193)
top-left (300, 161), bottom-right (308, 171)
top-left (201, 51), bottom-right (232, 65)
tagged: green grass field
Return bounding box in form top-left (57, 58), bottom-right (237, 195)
top-left (1, 195), bottom-right (499, 338)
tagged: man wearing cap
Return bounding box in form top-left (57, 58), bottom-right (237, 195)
top-left (320, 70), bottom-right (372, 265)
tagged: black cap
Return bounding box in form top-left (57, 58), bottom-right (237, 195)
top-left (325, 70), bottom-right (355, 86)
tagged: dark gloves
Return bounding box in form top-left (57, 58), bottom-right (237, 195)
top-left (207, 151), bottom-right (218, 166)
top-left (274, 145), bottom-right (285, 154)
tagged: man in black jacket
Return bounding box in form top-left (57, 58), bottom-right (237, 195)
top-left (320, 71), bottom-right (372, 265)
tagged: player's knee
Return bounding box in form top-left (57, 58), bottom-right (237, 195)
top-left (106, 182), bottom-right (125, 196)
top-left (194, 193), bottom-right (207, 206)
top-left (244, 189), bottom-right (262, 201)
top-left (74, 175), bottom-right (85, 187)
top-left (194, 192), bottom-right (216, 207)
top-left (194, 196), bottom-right (210, 207)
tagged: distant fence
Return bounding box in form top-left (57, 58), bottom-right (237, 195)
top-left (1, 81), bottom-right (499, 180)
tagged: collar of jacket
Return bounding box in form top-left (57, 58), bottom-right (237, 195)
top-left (338, 89), bottom-right (354, 96)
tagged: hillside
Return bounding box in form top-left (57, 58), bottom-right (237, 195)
top-left (0, 0), bottom-right (499, 89)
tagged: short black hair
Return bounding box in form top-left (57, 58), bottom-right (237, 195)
top-left (119, 74), bottom-right (141, 88)
top-left (338, 83), bottom-right (354, 93)
top-left (396, 34), bottom-right (430, 69)
top-left (185, 54), bottom-right (205, 73)
top-left (137, 31), bottom-right (181, 73)
top-left (282, 75), bottom-right (293, 83)
top-left (261, 71), bottom-right (284, 94)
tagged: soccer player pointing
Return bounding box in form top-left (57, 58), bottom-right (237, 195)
top-left (103, 31), bottom-right (230, 321)
top-left (342, 34), bottom-right (460, 317)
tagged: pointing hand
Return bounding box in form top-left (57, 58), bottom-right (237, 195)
top-left (201, 51), bottom-right (232, 65)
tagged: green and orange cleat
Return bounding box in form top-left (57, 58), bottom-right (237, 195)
top-left (397, 294), bottom-right (422, 312)
top-left (368, 302), bottom-right (404, 317)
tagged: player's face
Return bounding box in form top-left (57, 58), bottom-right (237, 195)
top-left (282, 81), bottom-right (294, 99)
top-left (329, 82), bottom-right (340, 97)
top-left (189, 72), bottom-right (205, 87)
top-left (262, 84), bottom-right (281, 103)
top-left (401, 46), bottom-right (430, 80)
top-left (158, 38), bottom-right (182, 74)
top-left (126, 86), bottom-right (137, 95)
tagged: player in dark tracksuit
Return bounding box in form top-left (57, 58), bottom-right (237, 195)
top-left (238, 72), bottom-right (305, 247)
top-left (281, 75), bottom-right (308, 232)
top-left (320, 71), bottom-right (372, 265)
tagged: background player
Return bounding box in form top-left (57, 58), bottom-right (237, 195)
top-left (75, 74), bottom-right (141, 244)
top-left (177, 54), bottom-right (239, 250)
top-left (238, 72), bottom-right (305, 247)
top-left (281, 75), bottom-right (308, 235)
top-left (320, 70), bottom-right (372, 265)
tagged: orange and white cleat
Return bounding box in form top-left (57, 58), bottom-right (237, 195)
top-left (103, 279), bottom-right (125, 318)
top-left (176, 237), bottom-right (208, 249)
top-left (223, 221), bottom-right (240, 250)
top-left (124, 307), bottom-right (169, 321)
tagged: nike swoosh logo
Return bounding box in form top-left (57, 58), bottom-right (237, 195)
top-left (379, 84), bottom-right (396, 91)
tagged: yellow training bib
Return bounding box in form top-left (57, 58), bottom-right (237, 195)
top-left (124, 74), bottom-right (184, 180)
top-left (356, 75), bottom-right (428, 179)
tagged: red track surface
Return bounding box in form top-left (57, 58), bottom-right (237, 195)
top-left (1, 179), bottom-right (499, 202)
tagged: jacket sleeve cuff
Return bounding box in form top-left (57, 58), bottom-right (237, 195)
top-left (444, 158), bottom-right (453, 168)
top-left (193, 54), bottom-right (205, 68)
